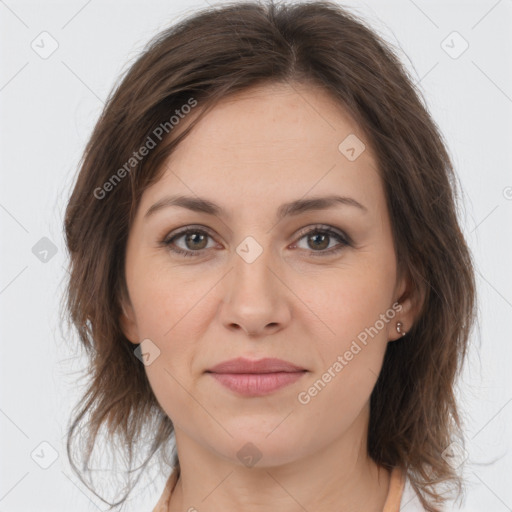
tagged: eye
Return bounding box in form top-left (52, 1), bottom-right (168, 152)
top-left (162, 226), bottom-right (217, 257)
top-left (161, 224), bottom-right (351, 258)
top-left (292, 225), bottom-right (350, 257)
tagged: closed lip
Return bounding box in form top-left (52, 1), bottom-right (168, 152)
top-left (206, 357), bottom-right (306, 374)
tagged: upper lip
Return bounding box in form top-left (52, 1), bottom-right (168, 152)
top-left (206, 357), bottom-right (306, 374)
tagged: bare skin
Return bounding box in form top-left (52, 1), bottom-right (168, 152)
top-left (120, 82), bottom-right (418, 512)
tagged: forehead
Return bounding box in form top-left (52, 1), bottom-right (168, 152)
top-left (172, 82), bottom-right (372, 158)
top-left (140, 82), bottom-right (383, 216)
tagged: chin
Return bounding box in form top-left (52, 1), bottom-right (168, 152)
top-left (214, 428), bottom-right (308, 469)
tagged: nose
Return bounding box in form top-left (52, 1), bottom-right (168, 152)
top-left (218, 244), bottom-right (292, 338)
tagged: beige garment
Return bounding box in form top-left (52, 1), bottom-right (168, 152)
top-left (152, 466), bottom-right (405, 512)
top-left (152, 466), bottom-right (179, 512)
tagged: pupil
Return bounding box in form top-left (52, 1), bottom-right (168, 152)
top-left (187, 232), bottom-right (206, 249)
top-left (310, 233), bottom-right (328, 250)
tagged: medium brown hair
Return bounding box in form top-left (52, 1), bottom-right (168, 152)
top-left (62, 1), bottom-right (476, 510)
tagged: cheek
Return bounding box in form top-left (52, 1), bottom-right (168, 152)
top-left (295, 258), bottom-right (396, 351)
top-left (291, 259), bottom-right (395, 413)
top-left (130, 269), bottom-right (216, 418)
top-left (295, 275), bottom-right (394, 428)
top-left (296, 259), bottom-right (396, 421)
top-left (130, 264), bottom-right (208, 341)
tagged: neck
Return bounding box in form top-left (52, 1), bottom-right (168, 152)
top-left (167, 408), bottom-right (390, 512)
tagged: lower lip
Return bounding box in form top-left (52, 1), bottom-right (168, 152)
top-left (208, 371), bottom-right (306, 396)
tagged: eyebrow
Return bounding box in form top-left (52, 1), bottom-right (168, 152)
top-left (144, 194), bottom-right (368, 221)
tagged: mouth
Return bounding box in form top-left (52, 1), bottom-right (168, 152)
top-left (206, 356), bottom-right (306, 374)
top-left (205, 357), bottom-right (307, 396)
top-left (207, 371), bottom-right (307, 396)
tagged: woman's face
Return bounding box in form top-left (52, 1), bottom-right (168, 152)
top-left (121, 82), bottom-right (414, 467)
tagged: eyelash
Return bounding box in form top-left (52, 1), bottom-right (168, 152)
top-left (161, 224), bottom-right (351, 258)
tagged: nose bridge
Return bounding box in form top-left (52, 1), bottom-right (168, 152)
top-left (231, 232), bottom-right (279, 299)
top-left (218, 231), bottom-right (290, 335)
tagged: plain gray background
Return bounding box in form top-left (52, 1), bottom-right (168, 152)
top-left (1, 0), bottom-right (511, 510)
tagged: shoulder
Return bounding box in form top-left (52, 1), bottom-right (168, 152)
top-left (399, 476), bottom-right (427, 511)
top-left (399, 475), bottom-right (465, 512)
top-left (383, 467), bottom-right (426, 512)
top-left (152, 467), bottom-right (180, 512)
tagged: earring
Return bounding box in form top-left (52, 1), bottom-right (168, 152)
top-left (396, 322), bottom-right (406, 337)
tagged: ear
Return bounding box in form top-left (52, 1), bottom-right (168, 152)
top-left (387, 271), bottom-right (425, 342)
top-left (119, 297), bottom-right (140, 345)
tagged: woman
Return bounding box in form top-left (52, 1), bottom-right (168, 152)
top-left (62, 1), bottom-right (476, 511)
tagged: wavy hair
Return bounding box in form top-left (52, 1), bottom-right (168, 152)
top-left (61, 1), bottom-right (476, 510)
